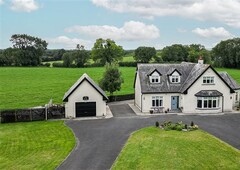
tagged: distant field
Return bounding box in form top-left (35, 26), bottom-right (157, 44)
top-left (0, 67), bottom-right (135, 110)
top-left (0, 67), bottom-right (239, 110)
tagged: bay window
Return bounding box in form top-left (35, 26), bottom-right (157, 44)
top-left (197, 97), bottom-right (219, 109)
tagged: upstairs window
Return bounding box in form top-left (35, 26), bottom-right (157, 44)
top-left (151, 75), bottom-right (160, 83)
top-left (171, 75), bottom-right (180, 83)
top-left (203, 76), bottom-right (214, 84)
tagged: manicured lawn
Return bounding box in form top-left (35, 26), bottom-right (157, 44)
top-left (0, 67), bottom-right (135, 110)
top-left (112, 127), bottom-right (240, 170)
top-left (0, 121), bottom-right (75, 170)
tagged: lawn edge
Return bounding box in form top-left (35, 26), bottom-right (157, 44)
top-left (111, 127), bottom-right (146, 169)
top-left (55, 120), bottom-right (78, 169)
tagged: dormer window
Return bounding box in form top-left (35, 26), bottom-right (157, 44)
top-left (148, 69), bottom-right (162, 84)
top-left (171, 75), bottom-right (180, 83)
top-left (151, 75), bottom-right (160, 83)
top-left (168, 69), bottom-right (181, 83)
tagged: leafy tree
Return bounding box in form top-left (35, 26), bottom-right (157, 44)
top-left (187, 44), bottom-right (211, 64)
top-left (91, 38), bottom-right (124, 64)
top-left (99, 64), bottom-right (124, 96)
top-left (161, 44), bottom-right (189, 62)
top-left (134, 46), bottom-right (156, 63)
top-left (10, 34), bottom-right (48, 66)
top-left (0, 48), bottom-right (16, 66)
top-left (212, 38), bottom-right (240, 68)
top-left (73, 44), bottom-right (90, 67)
top-left (62, 52), bottom-right (73, 67)
top-left (53, 49), bottom-right (65, 60)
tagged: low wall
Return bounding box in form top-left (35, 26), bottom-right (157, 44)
top-left (108, 94), bottom-right (134, 102)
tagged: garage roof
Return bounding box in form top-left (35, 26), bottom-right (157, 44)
top-left (63, 73), bottom-right (108, 102)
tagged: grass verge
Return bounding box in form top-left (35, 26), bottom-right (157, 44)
top-left (112, 127), bottom-right (240, 170)
top-left (0, 121), bottom-right (75, 170)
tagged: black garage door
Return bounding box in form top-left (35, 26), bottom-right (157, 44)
top-left (75, 102), bottom-right (96, 117)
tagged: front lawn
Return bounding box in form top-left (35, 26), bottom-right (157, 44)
top-left (112, 127), bottom-right (240, 170)
top-left (0, 121), bottom-right (75, 170)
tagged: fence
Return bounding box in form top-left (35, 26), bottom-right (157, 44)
top-left (0, 105), bottom-right (65, 123)
top-left (108, 94), bottom-right (134, 102)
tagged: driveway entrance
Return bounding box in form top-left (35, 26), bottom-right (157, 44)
top-left (108, 103), bottom-right (136, 117)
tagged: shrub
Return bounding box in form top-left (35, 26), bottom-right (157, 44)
top-left (155, 121), bottom-right (159, 127)
top-left (191, 121), bottom-right (194, 126)
top-left (150, 110), bottom-right (153, 114)
top-left (52, 62), bottom-right (64, 67)
top-left (184, 124), bottom-right (188, 129)
top-left (44, 63), bottom-right (51, 67)
top-left (118, 62), bottom-right (137, 67)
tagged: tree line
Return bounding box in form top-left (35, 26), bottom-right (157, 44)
top-left (0, 34), bottom-right (240, 68)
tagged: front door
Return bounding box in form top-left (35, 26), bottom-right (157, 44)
top-left (171, 96), bottom-right (179, 110)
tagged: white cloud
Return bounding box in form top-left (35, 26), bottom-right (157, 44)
top-left (46, 36), bottom-right (92, 49)
top-left (0, 0), bottom-right (4, 5)
top-left (10, 0), bottom-right (39, 12)
top-left (65, 21), bottom-right (160, 41)
top-left (192, 27), bottom-right (233, 39)
top-left (91, 0), bottom-right (240, 28)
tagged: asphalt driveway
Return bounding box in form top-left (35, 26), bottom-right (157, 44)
top-left (108, 103), bottom-right (136, 117)
top-left (58, 106), bottom-right (240, 170)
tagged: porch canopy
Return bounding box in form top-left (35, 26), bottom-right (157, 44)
top-left (195, 90), bottom-right (223, 97)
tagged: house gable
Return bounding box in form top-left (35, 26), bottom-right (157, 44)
top-left (63, 74), bottom-right (108, 102)
top-left (183, 66), bottom-right (235, 94)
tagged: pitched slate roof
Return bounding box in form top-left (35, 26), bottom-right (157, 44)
top-left (63, 73), bottom-right (108, 102)
top-left (195, 90), bottom-right (223, 97)
top-left (218, 72), bottom-right (240, 90)
top-left (136, 62), bottom-right (238, 94)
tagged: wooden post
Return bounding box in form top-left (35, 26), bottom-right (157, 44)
top-left (15, 110), bottom-right (17, 122)
top-left (30, 109), bottom-right (32, 121)
top-left (45, 104), bottom-right (48, 121)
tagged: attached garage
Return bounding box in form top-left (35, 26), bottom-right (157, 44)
top-left (63, 73), bottom-right (108, 118)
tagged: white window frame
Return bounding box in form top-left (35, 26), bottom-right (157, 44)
top-left (150, 75), bottom-right (160, 83)
top-left (203, 76), bottom-right (214, 84)
top-left (171, 75), bottom-right (180, 83)
top-left (197, 97), bottom-right (219, 109)
top-left (152, 96), bottom-right (163, 107)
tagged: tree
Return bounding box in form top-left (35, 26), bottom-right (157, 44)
top-left (161, 44), bottom-right (189, 62)
top-left (10, 34), bottom-right (48, 66)
top-left (99, 64), bottom-right (123, 96)
top-left (91, 38), bottom-right (124, 64)
top-left (187, 44), bottom-right (211, 64)
top-left (134, 46), bottom-right (156, 63)
top-left (53, 49), bottom-right (65, 60)
top-left (212, 38), bottom-right (240, 68)
top-left (73, 44), bottom-right (90, 67)
top-left (62, 52), bottom-right (73, 67)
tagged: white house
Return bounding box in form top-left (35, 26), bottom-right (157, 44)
top-left (134, 59), bottom-right (240, 114)
top-left (63, 73), bottom-right (108, 118)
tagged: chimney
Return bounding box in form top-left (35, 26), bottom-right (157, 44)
top-left (198, 56), bottom-right (204, 64)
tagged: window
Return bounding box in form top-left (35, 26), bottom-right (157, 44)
top-left (152, 96), bottom-right (163, 107)
top-left (197, 97), bottom-right (219, 109)
top-left (151, 75), bottom-right (160, 83)
top-left (203, 76), bottom-right (214, 84)
top-left (171, 75), bottom-right (180, 83)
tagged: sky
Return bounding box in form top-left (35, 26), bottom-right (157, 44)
top-left (1, 0), bottom-right (240, 50)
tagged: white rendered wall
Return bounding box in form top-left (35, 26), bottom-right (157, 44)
top-left (134, 72), bottom-right (142, 110)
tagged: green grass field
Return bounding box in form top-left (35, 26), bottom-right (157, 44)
top-left (0, 67), bottom-right (135, 110)
top-left (112, 127), bottom-right (240, 170)
top-left (0, 121), bottom-right (75, 170)
top-left (0, 67), bottom-right (239, 110)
